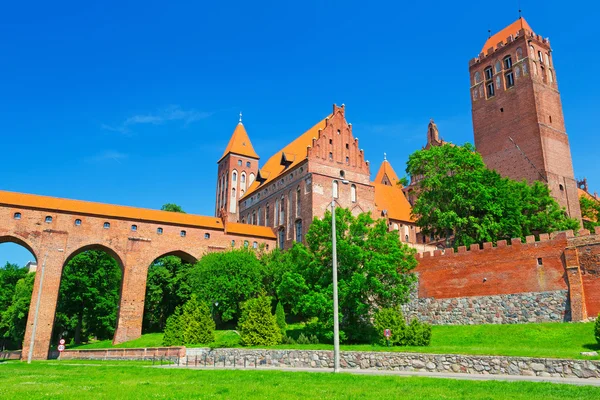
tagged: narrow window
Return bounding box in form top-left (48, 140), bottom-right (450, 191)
top-left (333, 180), bottom-right (339, 198)
top-left (266, 204), bottom-right (270, 226)
top-left (540, 65), bottom-right (546, 83)
top-left (205, 233), bottom-right (210, 239)
top-left (345, 143), bottom-right (349, 149)
top-left (244, 240), bottom-right (249, 248)
top-left (279, 196), bottom-right (285, 225)
top-left (537, 258), bottom-right (543, 266)
top-left (14, 212), bottom-right (21, 220)
top-left (252, 211), bottom-right (256, 225)
top-left (246, 161), bottom-right (251, 167)
top-left (274, 199), bottom-right (279, 225)
top-left (253, 241), bottom-right (258, 249)
top-left (45, 216), bottom-right (53, 223)
top-left (257, 207), bottom-right (262, 226)
top-left (503, 56), bottom-right (512, 69)
top-left (231, 240), bottom-right (235, 247)
top-left (337, 129), bottom-right (340, 135)
top-left (74, 219), bottom-right (82, 226)
top-left (232, 171), bottom-right (237, 182)
top-left (237, 160), bottom-right (242, 166)
top-left (549, 115), bottom-right (552, 123)
top-left (180, 230), bottom-right (186, 237)
top-left (351, 184), bottom-right (357, 202)
top-left (104, 222), bottom-right (110, 229)
top-left (486, 81), bottom-right (495, 97)
top-left (484, 66), bottom-right (493, 80)
top-left (505, 71), bottom-right (514, 88)
top-left (131, 225), bottom-right (137, 232)
top-left (345, 156), bottom-right (349, 165)
top-left (516, 47), bottom-right (523, 60)
top-left (559, 184), bottom-right (564, 191)
top-left (241, 173), bottom-right (246, 184)
top-left (329, 152), bottom-right (333, 161)
top-left (296, 186), bottom-right (301, 217)
top-left (329, 139), bottom-right (333, 144)
top-left (157, 227), bottom-right (163, 234)
top-left (548, 69), bottom-right (554, 83)
top-left (278, 229), bottom-right (285, 249)
top-left (405, 235), bottom-right (409, 242)
top-left (538, 51), bottom-right (543, 63)
top-left (295, 220), bottom-right (303, 242)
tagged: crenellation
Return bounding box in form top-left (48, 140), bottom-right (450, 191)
top-left (470, 243), bottom-right (480, 252)
top-left (539, 233), bottom-right (550, 241)
top-left (457, 246), bottom-right (467, 253)
top-left (497, 240), bottom-right (508, 248)
top-left (483, 242), bottom-right (493, 249)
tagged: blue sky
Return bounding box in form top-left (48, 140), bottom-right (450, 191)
top-left (2, 1), bottom-right (598, 266)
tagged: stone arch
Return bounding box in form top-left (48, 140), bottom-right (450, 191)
top-left (150, 249), bottom-right (199, 265)
top-left (0, 235), bottom-right (39, 263)
top-left (63, 243), bottom-right (125, 272)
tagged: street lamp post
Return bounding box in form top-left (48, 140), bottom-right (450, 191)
top-left (331, 177), bottom-right (349, 373)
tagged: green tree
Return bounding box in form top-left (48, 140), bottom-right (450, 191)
top-left (161, 203), bottom-right (186, 213)
top-left (0, 262), bottom-right (29, 348)
top-left (237, 294), bottom-right (282, 346)
top-left (580, 196), bottom-right (600, 231)
top-left (143, 256), bottom-right (193, 333)
top-left (406, 143), bottom-right (579, 248)
top-left (1, 273), bottom-right (34, 349)
top-left (54, 250), bottom-right (121, 344)
top-left (277, 208), bottom-right (417, 343)
top-left (275, 301), bottom-right (287, 337)
top-left (595, 314), bottom-right (600, 345)
top-left (190, 250), bottom-right (264, 325)
top-left (373, 307), bottom-right (407, 346)
top-left (163, 295), bottom-right (215, 346)
top-left (162, 306), bottom-right (183, 346)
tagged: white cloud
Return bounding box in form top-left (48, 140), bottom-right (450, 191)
top-left (102, 105), bottom-right (213, 134)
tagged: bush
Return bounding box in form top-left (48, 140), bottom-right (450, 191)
top-left (162, 295), bottom-right (215, 346)
top-left (275, 302), bottom-right (287, 337)
top-left (281, 335), bottom-right (296, 345)
top-left (238, 294), bottom-right (282, 346)
top-left (594, 314), bottom-right (600, 344)
top-left (372, 307), bottom-right (431, 346)
top-left (296, 333), bottom-right (319, 345)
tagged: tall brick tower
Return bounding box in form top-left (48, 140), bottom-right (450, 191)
top-left (215, 114), bottom-right (259, 222)
top-left (469, 17), bottom-right (582, 222)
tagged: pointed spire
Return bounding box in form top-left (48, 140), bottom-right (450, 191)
top-left (218, 116), bottom-right (259, 162)
top-left (383, 152), bottom-right (387, 161)
top-left (374, 157), bottom-right (400, 186)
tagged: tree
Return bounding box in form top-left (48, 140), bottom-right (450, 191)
top-left (189, 250), bottom-right (264, 325)
top-left (275, 302), bottom-right (287, 337)
top-left (163, 295), bottom-right (215, 346)
top-left (580, 195), bottom-right (600, 231)
top-left (161, 203), bottom-right (186, 213)
top-left (143, 256), bottom-right (193, 333)
top-left (1, 273), bottom-right (34, 349)
top-left (406, 143), bottom-right (580, 248)
top-left (277, 208), bottom-right (417, 343)
top-left (595, 314), bottom-right (600, 345)
top-left (237, 294), bottom-right (282, 346)
top-left (0, 262), bottom-right (28, 348)
top-left (162, 306), bottom-right (183, 346)
top-left (54, 250), bottom-right (121, 344)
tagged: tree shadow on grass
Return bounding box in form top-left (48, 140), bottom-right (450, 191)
top-left (583, 343), bottom-right (600, 351)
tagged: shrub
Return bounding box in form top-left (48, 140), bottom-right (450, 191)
top-left (594, 314), bottom-right (600, 344)
top-left (162, 295), bottom-right (215, 346)
top-left (281, 335), bottom-right (297, 345)
top-left (238, 294), bottom-right (282, 346)
top-left (275, 302), bottom-right (287, 337)
top-left (372, 307), bottom-right (431, 346)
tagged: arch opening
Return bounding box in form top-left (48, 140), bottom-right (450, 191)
top-left (54, 244), bottom-right (123, 346)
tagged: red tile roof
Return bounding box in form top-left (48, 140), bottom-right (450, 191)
top-left (219, 123), bottom-right (259, 162)
top-left (482, 18), bottom-right (533, 54)
top-left (373, 183), bottom-right (413, 222)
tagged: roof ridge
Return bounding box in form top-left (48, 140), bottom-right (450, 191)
top-left (219, 122), bottom-right (259, 162)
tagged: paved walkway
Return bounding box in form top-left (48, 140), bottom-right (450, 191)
top-left (158, 364), bottom-right (600, 387)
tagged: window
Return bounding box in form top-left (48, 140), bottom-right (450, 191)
top-left (244, 240), bottom-right (249, 248)
top-left (253, 241), bottom-right (258, 249)
top-left (345, 156), bottom-right (349, 165)
top-left (205, 233), bottom-right (211, 239)
top-left (231, 240), bottom-right (235, 247)
top-left (329, 152), bottom-right (333, 161)
top-left (503, 56), bottom-right (512, 70)
top-left (252, 211), bottom-right (256, 225)
top-left (180, 230), bottom-right (187, 237)
top-left (278, 229), bottom-right (285, 249)
top-left (329, 139), bottom-right (333, 144)
top-left (237, 160), bottom-right (242, 166)
top-left (540, 65), bottom-right (546, 83)
top-left (474, 71), bottom-right (482, 84)
top-left (45, 216), bottom-right (53, 223)
top-left (494, 61), bottom-right (501, 73)
top-left (246, 161), bottom-right (251, 167)
top-left (274, 199), bottom-right (279, 225)
top-left (405, 234), bottom-right (409, 242)
top-left (249, 173), bottom-right (255, 186)
top-left (337, 129), bottom-right (340, 135)
top-left (279, 196), bottom-right (285, 225)
top-left (537, 258), bottom-right (543, 266)
top-left (104, 222), bottom-right (110, 229)
top-left (515, 66), bottom-right (521, 78)
top-left (559, 184), bottom-right (564, 191)
top-left (295, 220), bottom-right (302, 242)
top-left (131, 225), bottom-right (138, 232)
top-left (538, 51), bottom-right (543, 63)
top-left (74, 219), bottom-right (82, 226)
top-left (333, 180), bottom-right (339, 198)
top-left (351, 184), bottom-right (357, 202)
top-left (157, 227), bottom-right (163, 234)
top-left (296, 186), bottom-right (301, 217)
top-left (345, 143), bottom-right (349, 149)
top-left (241, 173), bottom-right (246, 184)
top-left (505, 71), bottom-right (514, 88)
top-left (486, 81), bottom-right (495, 98)
top-left (549, 115), bottom-right (552, 123)
top-left (266, 204), bottom-right (270, 226)
top-left (232, 171), bottom-right (237, 182)
top-left (545, 53), bottom-right (550, 66)
top-left (14, 212), bottom-right (21, 220)
top-left (484, 66), bottom-right (493, 80)
top-left (548, 69), bottom-right (554, 83)
top-left (516, 47), bottom-right (523, 60)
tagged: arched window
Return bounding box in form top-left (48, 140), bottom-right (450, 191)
top-left (104, 222), bottom-right (110, 229)
top-left (279, 196), bottom-right (285, 225)
top-left (237, 160), bottom-right (242, 166)
top-left (205, 233), bottom-right (211, 239)
top-left (296, 186), bottom-right (301, 217)
top-left (249, 173), bottom-right (255, 186)
top-left (288, 191), bottom-right (293, 224)
top-left (532, 61), bottom-right (537, 76)
top-left (345, 156), bottom-right (349, 165)
top-left (180, 230), bottom-right (186, 237)
top-left (494, 60), bottom-right (501, 73)
top-left (274, 199), bottom-right (279, 225)
top-left (74, 219), bottom-right (82, 226)
top-left (393, 223), bottom-right (399, 230)
top-left (333, 180), bottom-right (339, 198)
top-left (529, 45), bottom-right (535, 56)
top-left (474, 71), bottom-right (482, 84)
top-left (548, 69), bottom-right (554, 83)
top-left (246, 161), bottom-right (251, 168)
top-left (503, 55), bottom-right (512, 70)
top-left (257, 207), bottom-right (262, 226)
top-left (351, 184), bottom-right (357, 203)
top-left (240, 173), bottom-right (246, 191)
top-left (131, 225), bottom-right (137, 232)
top-left (157, 227), bottom-right (163, 234)
top-left (540, 65), bottom-right (546, 83)
top-left (484, 66), bottom-right (493, 80)
top-left (515, 66), bottom-right (521, 78)
top-left (495, 75), bottom-right (501, 89)
top-left (231, 240), bottom-right (235, 247)
top-left (265, 204), bottom-right (270, 226)
top-left (14, 212), bottom-right (21, 220)
top-left (516, 47), bottom-right (523, 60)
top-left (45, 216), bottom-right (53, 223)
top-left (252, 211), bottom-right (256, 225)
top-left (253, 241), bottom-right (258, 249)
top-left (244, 240), bottom-right (249, 248)
top-left (295, 220), bottom-right (303, 242)
top-left (278, 229), bottom-right (285, 249)
top-left (230, 188), bottom-right (237, 213)
top-left (545, 53), bottom-right (551, 66)
top-left (232, 171), bottom-right (237, 182)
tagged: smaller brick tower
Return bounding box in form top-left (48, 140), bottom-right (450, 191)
top-left (215, 113), bottom-right (259, 222)
top-left (470, 17), bottom-right (582, 222)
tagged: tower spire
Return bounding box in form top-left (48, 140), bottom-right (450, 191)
top-left (239, 111), bottom-right (243, 124)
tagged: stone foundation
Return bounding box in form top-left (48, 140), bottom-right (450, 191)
top-left (401, 289), bottom-right (570, 325)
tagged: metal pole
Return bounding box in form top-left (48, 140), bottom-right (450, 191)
top-left (27, 252), bottom-right (48, 364)
top-left (331, 183), bottom-right (340, 373)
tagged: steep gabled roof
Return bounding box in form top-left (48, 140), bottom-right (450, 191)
top-left (374, 159), bottom-right (400, 187)
top-left (482, 17), bottom-right (533, 54)
top-left (373, 183), bottom-right (413, 222)
top-left (241, 116), bottom-right (330, 198)
top-left (219, 122), bottom-right (259, 162)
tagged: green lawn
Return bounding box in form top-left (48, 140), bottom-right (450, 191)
top-left (0, 361), bottom-right (598, 399)
top-left (71, 322), bottom-right (600, 360)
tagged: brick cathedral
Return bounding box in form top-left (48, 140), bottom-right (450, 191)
top-left (216, 17), bottom-right (585, 250)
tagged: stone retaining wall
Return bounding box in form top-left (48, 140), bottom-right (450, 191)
top-left (185, 348), bottom-right (600, 379)
top-left (401, 289), bottom-right (570, 325)
top-left (0, 350), bottom-right (21, 360)
top-left (55, 347), bottom-right (185, 361)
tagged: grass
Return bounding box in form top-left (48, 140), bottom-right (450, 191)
top-left (0, 360), bottom-right (598, 399)
top-left (71, 322), bottom-right (600, 360)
